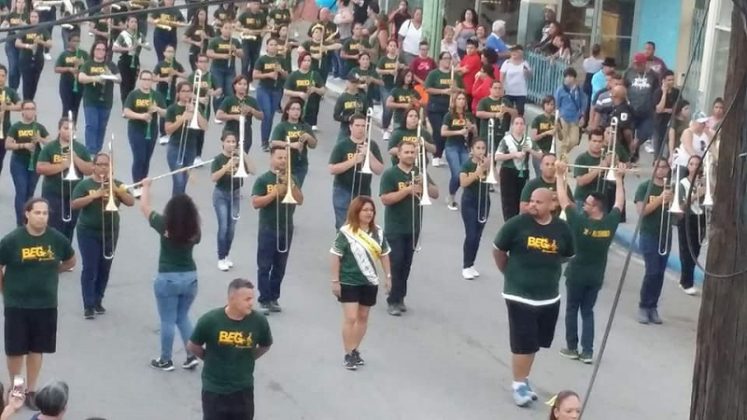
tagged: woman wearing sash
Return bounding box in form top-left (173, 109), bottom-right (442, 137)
top-left (494, 116), bottom-right (541, 221)
top-left (112, 16), bottom-right (143, 105)
top-left (330, 196), bottom-right (391, 371)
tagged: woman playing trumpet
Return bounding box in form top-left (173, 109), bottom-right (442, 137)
top-left (16, 10), bottom-right (51, 101)
top-left (71, 152), bottom-right (135, 319)
top-left (216, 74), bottom-right (262, 153)
top-left (494, 116), bottom-right (541, 221)
top-left (387, 107), bottom-right (435, 165)
top-left (676, 155), bottom-right (706, 296)
top-left (284, 52), bottom-right (326, 130)
top-left (269, 98), bottom-right (317, 187)
top-left (154, 44), bottom-right (187, 144)
top-left (78, 39), bottom-right (121, 155)
top-left (36, 116), bottom-right (94, 242)
top-left (441, 91), bottom-right (476, 210)
top-left (459, 138), bottom-right (490, 280)
top-left (164, 81), bottom-right (207, 196)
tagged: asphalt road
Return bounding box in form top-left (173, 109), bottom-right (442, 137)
top-left (0, 23), bottom-right (702, 420)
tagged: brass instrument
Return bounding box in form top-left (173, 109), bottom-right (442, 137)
top-left (564, 163), bottom-right (640, 174)
top-left (411, 108), bottom-right (431, 251)
top-left (351, 108), bottom-right (373, 197)
top-left (176, 70), bottom-right (203, 166)
top-left (103, 135), bottom-right (117, 260)
top-left (61, 111), bottom-right (80, 222)
top-left (27, 118), bottom-right (40, 171)
top-left (0, 90), bottom-right (5, 140)
top-left (124, 159), bottom-right (214, 190)
top-left (605, 117), bottom-right (619, 182)
top-left (276, 136), bottom-right (297, 253)
top-left (230, 115), bottom-right (250, 221)
top-left (478, 118), bottom-right (499, 223)
top-left (658, 167), bottom-right (683, 256)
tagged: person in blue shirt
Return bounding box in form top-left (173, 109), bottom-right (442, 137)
top-left (554, 67), bottom-right (587, 157)
top-left (485, 20), bottom-right (510, 66)
top-left (591, 57), bottom-right (616, 101)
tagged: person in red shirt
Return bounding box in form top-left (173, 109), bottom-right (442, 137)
top-left (409, 40), bottom-right (436, 107)
top-left (458, 38), bottom-right (482, 106)
top-left (471, 63), bottom-right (498, 114)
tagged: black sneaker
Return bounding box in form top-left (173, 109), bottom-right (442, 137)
top-left (94, 304), bottom-right (106, 314)
top-left (182, 356), bottom-right (199, 370)
top-left (261, 144), bottom-right (270, 152)
top-left (84, 308), bottom-right (95, 319)
top-left (387, 303), bottom-right (401, 316)
top-left (25, 391), bottom-right (37, 410)
top-left (351, 349), bottom-right (365, 366)
top-left (258, 302), bottom-right (271, 315)
top-left (269, 300), bottom-right (282, 313)
top-left (150, 358), bottom-right (175, 371)
top-left (398, 302), bottom-right (408, 313)
top-left (343, 354), bottom-right (357, 370)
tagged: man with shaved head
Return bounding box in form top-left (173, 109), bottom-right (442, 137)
top-left (492, 188), bottom-right (575, 407)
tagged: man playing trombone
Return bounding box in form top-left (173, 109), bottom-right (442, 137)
top-left (164, 81), bottom-right (208, 196)
top-left (329, 113), bottom-right (384, 229)
top-left (379, 141), bottom-right (439, 316)
top-left (251, 146), bottom-right (304, 314)
top-left (519, 153), bottom-right (571, 216)
top-left (36, 116), bottom-right (94, 242)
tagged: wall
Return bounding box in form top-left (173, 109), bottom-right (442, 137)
top-left (634, 0), bottom-right (683, 68)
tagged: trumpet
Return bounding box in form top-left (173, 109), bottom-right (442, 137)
top-left (230, 116), bottom-right (249, 221)
top-left (102, 135), bottom-right (117, 260)
top-left (62, 111), bottom-right (80, 222)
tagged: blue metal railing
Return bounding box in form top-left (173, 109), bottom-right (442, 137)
top-left (524, 50), bottom-right (569, 104)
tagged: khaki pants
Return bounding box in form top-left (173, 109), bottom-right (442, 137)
top-left (559, 120), bottom-right (581, 157)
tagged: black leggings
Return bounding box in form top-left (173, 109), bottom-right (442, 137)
top-left (499, 166), bottom-right (527, 222)
top-left (20, 61), bottom-right (43, 100)
top-left (117, 56), bottom-right (138, 105)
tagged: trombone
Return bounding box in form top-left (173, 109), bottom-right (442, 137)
top-left (276, 136), bottom-right (297, 253)
top-left (699, 151), bottom-right (714, 244)
top-left (103, 135), bottom-right (118, 260)
top-left (230, 115), bottom-right (249, 221)
top-left (411, 108), bottom-right (431, 251)
top-left (351, 107), bottom-right (373, 198)
top-left (0, 90), bottom-right (6, 140)
top-left (604, 117), bottom-right (619, 183)
top-left (61, 111), bottom-right (80, 222)
top-left (658, 167), bottom-right (683, 256)
top-left (177, 70), bottom-right (203, 166)
top-left (478, 118), bottom-right (498, 223)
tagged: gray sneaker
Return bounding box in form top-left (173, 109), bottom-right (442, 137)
top-left (579, 351), bottom-right (593, 364)
top-left (258, 303), bottom-right (271, 315)
top-left (637, 308), bottom-right (650, 324)
top-left (387, 303), bottom-right (401, 316)
top-left (649, 308), bottom-right (663, 324)
top-left (398, 302), bottom-right (408, 312)
top-left (269, 300), bottom-right (282, 313)
top-left (559, 348), bottom-right (579, 360)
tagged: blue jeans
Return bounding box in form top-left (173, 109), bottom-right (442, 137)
top-left (5, 41), bottom-right (20, 90)
top-left (128, 124), bottom-right (156, 184)
top-left (153, 271), bottom-right (197, 361)
top-left (166, 141), bottom-right (196, 196)
top-left (77, 229), bottom-right (116, 309)
top-left (212, 188), bottom-right (239, 259)
top-left (256, 85), bottom-right (282, 147)
top-left (256, 225), bottom-right (293, 304)
top-left (211, 64), bottom-right (235, 110)
top-left (241, 40), bottom-right (261, 82)
top-left (332, 49), bottom-right (345, 78)
top-left (460, 192), bottom-right (488, 268)
top-left (83, 106), bottom-right (112, 155)
top-left (444, 142), bottom-right (469, 195)
top-left (638, 232), bottom-right (671, 309)
top-left (426, 110), bottom-right (446, 158)
top-left (294, 164), bottom-right (309, 188)
top-left (42, 190), bottom-right (79, 243)
top-left (332, 184), bottom-right (352, 229)
top-left (60, 80), bottom-right (83, 122)
top-left (380, 86), bottom-right (393, 130)
top-left (153, 30), bottom-right (177, 63)
top-left (10, 154), bottom-right (39, 226)
top-left (565, 282), bottom-right (600, 353)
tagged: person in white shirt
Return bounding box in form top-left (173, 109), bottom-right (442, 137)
top-left (441, 25), bottom-right (459, 62)
top-left (398, 7), bottom-right (423, 64)
top-left (500, 45), bottom-right (531, 116)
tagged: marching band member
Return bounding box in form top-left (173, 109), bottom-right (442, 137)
top-left (340, 22), bottom-right (371, 77)
top-left (2, 0), bottom-right (28, 90)
top-left (122, 71), bottom-right (167, 198)
top-left (15, 10), bottom-right (51, 100)
top-left (385, 69), bottom-right (421, 133)
top-left (147, 0), bottom-right (186, 62)
top-left (329, 113), bottom-right (385, 229)
top-left (299, 23), bottom-right (342, 84)
top-left (126, 0), bottom-right (148, 39)
top-left (54, 33), bottom-right (88, 121)
top-left (475, 79), bottom-right (516, 151)
top-left (253, 37), bottom-right (287, 152)
top-left (89, 6), bottom-right (113, 50)
top-left (112, 16), bottom-right (145, 104)
top-left (206, 21), bottom-right (242, 110)
top-left (529, 96), bottom-right (556, 175)
top-left (379, 141), bottom-right (439, 316)
top-left (634, 159), bottom-right (673, 325)
top-left (211, 1), bottom-right (237, 33)
top-left (494, 116), bottom-right (540, 221)
top-left (189, 54), bottom-right (220, 163)
top-left (276, 25), bottom-right (299, 78)
top-left (36, 117), bottom-right (94, 242)
top-left (555, 161), bottom-right (623, 364)
top-left (492, 187), bottom-right (574, 407)
top-left (216, 74), bottom-right (262, 153)
top-left (330, 196), bottom-right (391, 370)
top-left (376, 39), bottom-right (403, 139)
top-left (211, 131), bottom-right (255, 271)
top-left (0, 64), bottom-right (23, 176)
top-left (441, 91), bottom-right (476, 210)
top-left (237, 0), bottom-right (267, 86)
top-left (387, 107), bottom-right (435, 165)
top-left (183, 9), bottom-right (214, 72)
top-left (78, 39), bottom-right (121, 155)
top-left (284, 52), bottom-right (326, 130)
top-left (676, 155), bottom-right (706, 296)
top-left (519, 154), bottom-right (571, 215)
top-left (164, 81), bottom-right (208, 196)
top-left (348, 52), bottom-right (383, 112)
top-left (269, 98), bottom-right (317, 187)
top-left (251, 145), bottom-right (304, 314)
top-left (71, 152), bottom-right (135, 319)
top-left (333, 74), bottom-right (368, 143)
top-left (5, 100), bottom-right (50, 226)
top-left (573, 128), bottom-right (610, 208)
top-left (268, 0), bottom-right (291, 36)
top-left (154, 45), bottom-right (188, 144)
top-left (138, 179), bottom-right (202, 372)
top-left (425, 51), bottom-right (464, 167)
top-left (458, 138), bottom-right (490, 280)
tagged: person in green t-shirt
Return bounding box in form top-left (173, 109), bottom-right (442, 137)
top-left (519, 154), bottom-right (572, 216)
top-left (441, 92), bottom-right (477, 210)
top-left (189, 55), bottom-right (222, 162)
top-left (251, 146), bottom-right (304, 314)
top-left (474, 79), bottom-right (517, 150)
top-left (328, 113), bottom-right (385, 229)
top-left (206, 22), bottom-right (244, 109)
top-left (182, 10), bottom-right (215, 72)
top-left (283, 52), bottom-right (326, 129)
top-left (112, 16), bottom-right (146, 104)
top-left (299, 24), bottom-right (342, 82)
top-left (147, 0), bottom-right (186, 61)
top-left (425, 52), bottom-right (465, 166)
top-left (492, 188), bottom-right (574, 407)
top-left (634, 159), bottom-right (675, 325)
top-left (348, 52), bottom-right (383, 114)
top-left (340, 22), bottom-right (372, 76)
top-left (253, 37), bottom-right (287, 152)
top-left (153, 45), bottom-right (188, 143)
top-left (122, 70), bottom-right (167, 198)
top-left (138, 178), bottom-right (202, 371)
top-left (387, 107), bottom-right (435, 165)
top-left (237, 0), bottom-right (267, 82)
top-left (330, 196), bottom-right (392, 370)
top-left (376, 39), bottom-right (404, 136)
top-left (275, 25), bottom-right (299, 75)
top-left (572, 128), bottom-right (611, 206)
top-left (0, 69), bottom-right (22, 164)
top-left (71, 152), bottom-right (135, 319)
top-left (15, 10), bottom-right (51, 101)
top-left (385, 69), bottom-right (421, 138)
top-left (6, 100), bottom-right (50, 226)
top-left (458, 138), bottom-right (492, 280)
top-left (529, 96), bottom-right (556, 175)
top-left (333, 74), bottom-right (369, 142)
top-left (494, 116), bottom-right (541, 221)
top-left (0, 198), bottom-right (76, 401)
top-left (188, 278), bottom-right (272, 419)
top-left (555, 161), bottom-right (623, 363)
top-left (164, 81), bottom-right (208, 196)
top-left (36, 116), bottom-right (94, 241)
top-left (379, 141), bottom-right (439, 316)
top-left (215, 74), bottom-right (263, 153)
top-left (269, 98), bottom-right (317, 187)
top-left (54, 33), bottom-right (88, 122)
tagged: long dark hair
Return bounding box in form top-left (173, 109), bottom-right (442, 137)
top-left (282, 97), bottom-right (304, 122)
top-left (163, 194), bottom-right (201, 245)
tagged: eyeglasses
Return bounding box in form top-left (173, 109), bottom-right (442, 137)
top-left (140, 78), bottom-right (152, 81)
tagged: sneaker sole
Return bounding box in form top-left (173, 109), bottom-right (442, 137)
top-left (580, 359), bottom-right (593, 364)
top-left (343, 364), bottom-right (357, 371)
top-left (559, 352), bottom-right (579, 360)
top-left (150, 364), bottom-right (175, 372)
top-left (182, 362), bottom-right (199, 370)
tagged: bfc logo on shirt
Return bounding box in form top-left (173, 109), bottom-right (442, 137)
top-left (396, 95), bottom-right (411, 104)
top-left (21, 246), bottom-right (56, 262)
top-left (134, 99), bottom-right (152, 108)
top-left (296, 79), bottom-right (312, 88)
top-left (218, 330), bottom-right (254, 348)
top-left (263, 62), bottom-right (280, 72)
top-left (343, 101), bottom-right (360, 110)
top-left (397, 182), bottom-right (408, 191)
top-left (89, 65), bottom-right (106, 75)
top-left (526, 236), bottom-right (558, 254)
top-left (582, 228), bottom-right (611, 238)
top-left (16, 129), bottom-right (35, 138)
top-left (538, 121), bottom-right (553, 131)
top-left (401, 135), bottom-right (418, 144)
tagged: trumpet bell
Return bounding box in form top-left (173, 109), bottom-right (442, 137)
top-left (281, 191), bottom-right (298, 204)
top-left (668, 200), bottom-right (684, 214)
top-left (104, 197), bottom-right (118, 212)
top-left (419, 194), bottom-right (432, 206)
top-left (63, 169), bottom-right (80, 181)
top-left (233, 154), bottom-right (249, 178)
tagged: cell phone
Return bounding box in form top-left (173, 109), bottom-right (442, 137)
top-left (11, 375), bottom-right (24, 398)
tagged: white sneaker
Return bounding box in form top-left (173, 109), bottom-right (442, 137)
top-left (193, 156), bottom-right (203, 166)
top-left (217, 259), bottom-right (229, 271)
top-left (214, 118), bottom-right (223, 125)
top-left (249, 84), bottom-right (256, 92)
top-left (644, 140), bottom-right (655, 154)
top-left (432, 157), bottom-right (442, 167)
top-left (44, 52), bottom-right (52, 61)
top-left (462, 268), bottom-right (475, 280)
top-left (224, 257), bottom-right (234, 268)
top-left (158, 135), bottom-right (169, 145)
top-left (383, 131), bottom-right (391, 140)
top-left (446, 196), bottom-right (458, 211)
top-left (132, 187), bottom-right (142, 198)
top-left (681, 285), bottom-right (698, 296)
top-left (468, 267), bottom-right (480, 277)
top-left (312, 125), bottom-right (318, 131)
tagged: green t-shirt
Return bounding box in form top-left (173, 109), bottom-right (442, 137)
top-left (530, 113), bottom-right (555, 152)
top-left (442, 111), bottom-right (475, 147)
top-left (71, 177), bottom-right (125, 237)
top-left (572, 152), bottom-right (605, 201)
top-left (268, 7), bottom-right (291, 28)
top-left (154, 59), bottom-right (185, 105)
top-left (254, 54), bottom-right (284, 89)
top-left (0, 227), bottom-right (74, 309)
top-left (18, 29), bottom-right (50, 63)
top-left (342, 37), bottom-right (371, 68)
top-left (211, 153), bottom-right (243, 192)
top-left (333, 91), bottom-right (368, 133)
top-left (460, 159), bottom-right (490, 198)
top-left (564, 207), bottom-right (621, 286)
top-left (207, 36), bottom-right (241, 69)
top-left (519, 177), bottom-right (572, 203)
top-left (284, 69), bottom-right (323, 94)
top-left (387, 127), bottom-right (433, 165)
top-left (493, 214), bottom-right (575, 303)
top-left (8, 121), bottom-right (49, 167)
top-left (114, 31), bottom-right (145, 68)
top-left (237, 10), bottom-right (267, 40)
top-left (220, 95), bottom-right (260, 136)
top-left (329, 137), bottom-right (383, 196)
top-left (496, 133), bottom-right (537, 172)
top-left (124, 89), bottom-right (166, 133)
top-left (80, 60), bottom-right (119, 109)
top-left (270, 120), bottom-right (314, 168)
top-left (389, 86), bottom-right (420, 127)
top-left (165, 104), bottom-right (197, 148)
top-left (380, 165), bottom-right (432, 235)
top-left (55, 49), bottom-right (89, 87)
top-left (189, 70), bottom-right (216, 117)
top-left (151, 9), bottom-right (185, 33)
top-left (37, 139), bottom-right (92, 199)
top-left (148, 211), bottom-right (199, 273)
top-left (477, 96), bottom-right (513, 140)
top-left (190, 307), bottom-right (272, 394)
top-left (330, 226), bottom-right (390, 286)
top-left (376, 56), bottom-right (398, 89)
top-left (251, 170), bottom-right (298, 232)
top-left (635, 180), bottom-right (666, 237)
top-left (301, 39), bottom-right (336, 73)
top-left (425, 69), bottom-right (463, 112)
top-left (0, 87), bottom-right (20, 132)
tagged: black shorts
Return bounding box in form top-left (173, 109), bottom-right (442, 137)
top-left (506, 300), bottom-right (560, 355)
top-left (337, 284), bottom-right (378, 307)
top-left (202, 387), bottom-right (254, 420)
top-left (4, 307), bottom-right (58, 356)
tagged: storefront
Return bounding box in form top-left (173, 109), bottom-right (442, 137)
top-left (695, 0), bottom-right (730, 111)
